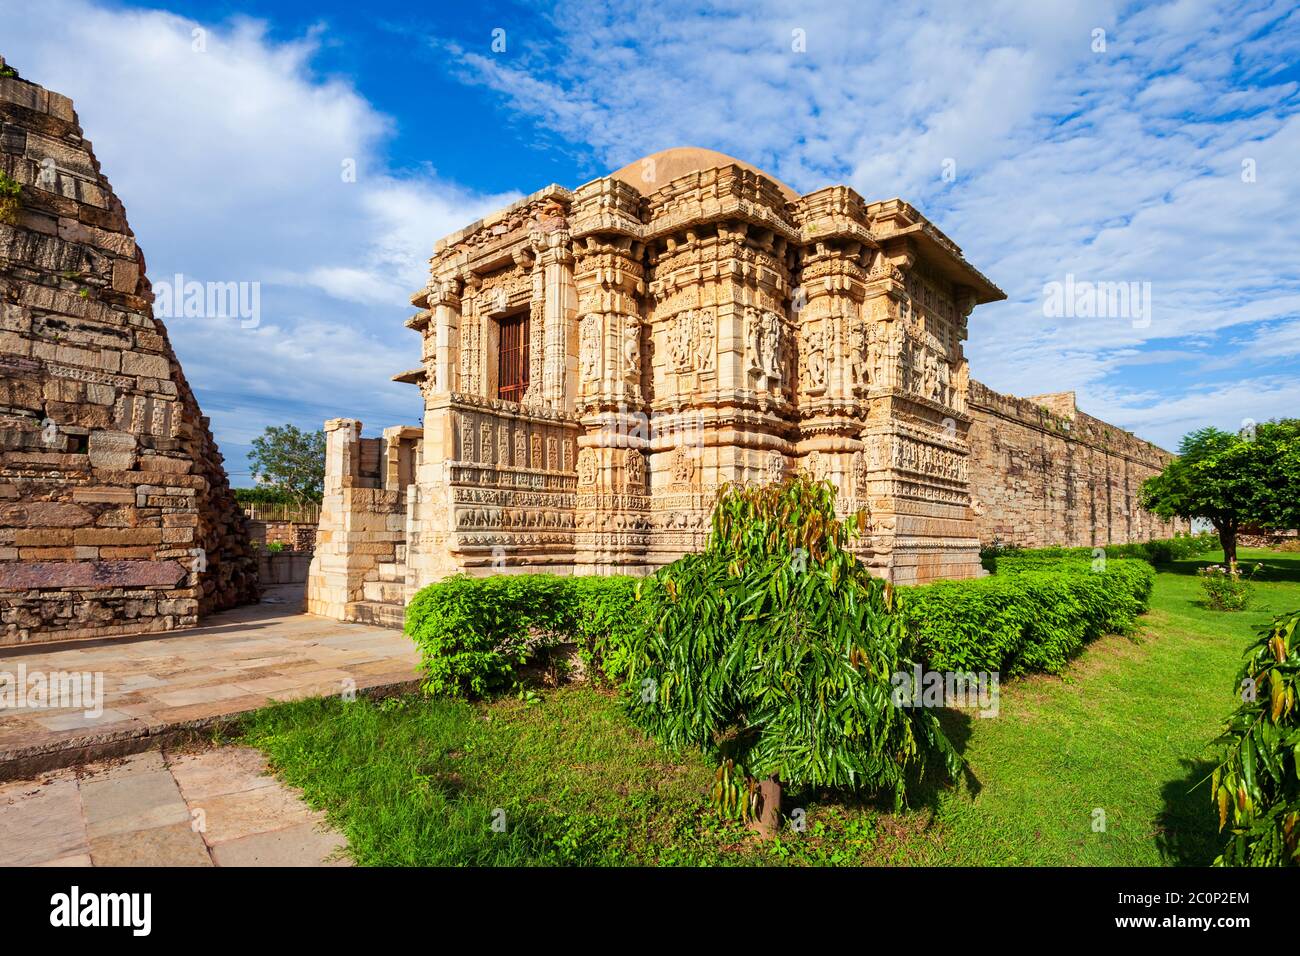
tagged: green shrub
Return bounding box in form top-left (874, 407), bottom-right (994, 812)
top-left (567, 575), bottom-right (655, 685)
top-left (0, 171), bottom-right (21, 226)
top-left (620, 476), bottom-right (959, 817)
top-left (980, 531), bottom-right (1218, 573)
top-left (233, 486), bottom-right (309, 506)
top-left (1211, 609), bottom-right (1300, 866)
top-left (897, 558), bottom-right (1155, 676)
top-left (1198, 562), bottom-right (1260, 612)
top-left (403, 573), bottom-right (647, 697)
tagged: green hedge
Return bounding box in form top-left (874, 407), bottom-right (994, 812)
top-left (408, 557), bottom-right (1160, 696)
top-left (980, 531), bottom-right (1218, 573)
top-left (404, 574), bottom-right (653, 696)
top-left (897, 558), bottom-right (1155, 676)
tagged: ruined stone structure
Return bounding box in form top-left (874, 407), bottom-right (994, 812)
top-left (308, 147), bottom-right (1184, 626)
top-left (0, 62), bottom-right (258, 645)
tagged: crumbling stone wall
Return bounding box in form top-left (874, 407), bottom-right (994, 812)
top-left (968, 382), bottom-right (1187, 548)
top-left (0, 61), bottom-right (258, 644)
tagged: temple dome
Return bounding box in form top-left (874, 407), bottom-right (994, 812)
top-left (608, 146), bottom-right (801, 203)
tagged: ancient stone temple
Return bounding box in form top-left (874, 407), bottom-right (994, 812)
top-left (0, 62), bottom-right (258, 645)
top-left (307, 147), bottom-right (1184, 625)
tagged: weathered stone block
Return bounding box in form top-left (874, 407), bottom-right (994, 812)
top-left (86, 430), bottom-right (136, 470)
top-left (0, 560), bottom-right (187, 589)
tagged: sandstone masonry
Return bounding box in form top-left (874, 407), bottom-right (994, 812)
top-left (0, 61), bottom-right (258, 645)
top-left (968, 383), bottom-right (1185, 548)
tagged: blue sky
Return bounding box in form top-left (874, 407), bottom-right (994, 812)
top-left (3, 0), bottom-right (1299, 481)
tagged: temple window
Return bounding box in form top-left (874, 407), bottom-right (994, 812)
top-left (496, 310), bottom-right (530, 402)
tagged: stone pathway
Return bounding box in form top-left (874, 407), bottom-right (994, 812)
top-left (0, 746), bottom-right (349, 866)
top-left (0, 585), bottom-right (420, 776)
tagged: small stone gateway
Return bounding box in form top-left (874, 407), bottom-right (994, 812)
top-left (308, 146), bottom-right (1187, 626)
top-left (0, 62), bottom-right (258, 645)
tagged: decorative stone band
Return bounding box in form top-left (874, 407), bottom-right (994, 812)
top-left (0, 560), bottom-right (188, 590)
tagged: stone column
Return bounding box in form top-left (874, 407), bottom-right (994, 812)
top-left (532, 226), bottom-right (577, 411)
top-left (307, 418), bottom-right (362, 618)
top-left (429, 277), bottom-right (462, 396)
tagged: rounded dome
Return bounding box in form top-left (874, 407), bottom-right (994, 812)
top-left (608, 146), bottom-right (800, 202)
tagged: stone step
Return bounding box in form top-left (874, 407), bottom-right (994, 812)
top-left (376, 562), bottom-right (405, 583)
top-left (362, 579), bottom-right (405, 604)
top-left (346, 601), bottom-right (405, 630)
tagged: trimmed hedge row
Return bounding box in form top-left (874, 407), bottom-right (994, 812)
top-left (980, 531), bottom-right (1218, 573)
top-left (896, 558), bottom-right (1156, 676)
top-left (406, 558), bottom-right (1159, 695)
top-left (404, 574), bottom-right (652, 696)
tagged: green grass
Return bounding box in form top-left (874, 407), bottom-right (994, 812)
top-left (238, 548), bottom-right (1300, 866)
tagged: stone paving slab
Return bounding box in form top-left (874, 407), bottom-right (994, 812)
top-left (0, 745), bottom-right (351, 867)
top-left (0, 586), bottom-right (420, 778)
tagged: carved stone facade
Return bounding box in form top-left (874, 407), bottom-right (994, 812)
top-left (308, 147), bottom-right (1184, 622)
top-left (0, 66), bottom-right (258, 644)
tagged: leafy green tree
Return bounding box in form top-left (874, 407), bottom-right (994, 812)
top-left (247, 424), bottom-right (325, 506)
top-left (1141, 420), bottom-right (1300, 565)
top-left (622, 475), bottom-right (960, 837)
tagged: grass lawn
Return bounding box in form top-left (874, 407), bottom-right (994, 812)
top-left (237, 547), bottom-right (1300, 866)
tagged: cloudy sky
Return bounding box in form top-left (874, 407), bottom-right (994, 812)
top-left (3, 0), bottom-right (1298, 477)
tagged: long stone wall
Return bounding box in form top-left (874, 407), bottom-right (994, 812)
top-left (0, 63), bottom-right (258, 645)
top-left (967, 381), bottom-right (1187, 547)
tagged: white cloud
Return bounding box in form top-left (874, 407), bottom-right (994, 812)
top-left (1, 0), bottom-right (515, 457)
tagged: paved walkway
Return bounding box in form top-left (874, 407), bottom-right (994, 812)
top-left (0, 585), bottom-right (421, 776)
top-left (0, 747), bottom-right (349, 866)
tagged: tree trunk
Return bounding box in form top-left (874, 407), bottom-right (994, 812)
top-left (753, 776), bottom-right (782, 839)
top-left (1219, 523), bottom-right (1237, 567)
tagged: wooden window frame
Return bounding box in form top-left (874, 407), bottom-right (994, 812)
top-left (496, 310), bottom-right (530, 403)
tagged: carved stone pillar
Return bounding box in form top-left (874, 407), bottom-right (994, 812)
top-left (428, 278), bottom-right (462, 397)
top-left (531, 224), bottom-right (577, 411)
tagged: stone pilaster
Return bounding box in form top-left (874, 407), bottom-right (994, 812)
top-left (428, 277), bottom-right (462, 397)
top-left (530, 224), bottom-right (578, 410)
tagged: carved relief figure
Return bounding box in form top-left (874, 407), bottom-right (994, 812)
top-left (514, 430), bottom-right (527, 469)
top-left (530, 433), bottom-right (542, 469)
top-left (802, 327), bottom-right (827, 392)
top-left (579, 313), bottom-right (600, 383)
top-left (624, 448), bottom-right (645, 493)
top-left (577, 447), bottom-right (597, 486)
top-left (746, 308), bottom-right (784, 390)
top-left (852, 450), bottom-right (870, 496)
top-left (623, 315), bottom-right (641, 383)
top-left (696, 309), bottom-right (715, 372)
top-left (761, 311), bottom-right (783, 382)
top-left (668, 310), bottom-right (693, 372)
top-left (460, 418), bottom-right (474, 462)
top-left (766, 450), bottom-right (786, 483)
top-left (850, 318), bottom-right (870, 393)
top-left (669, 446), bottom-right (695, 487)
top-left (804, 450), bottom-right (827, 481)
top-left (745, 307), bottom-right (763, 380)
top-left (896, 327), bottom-right (916, 394)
